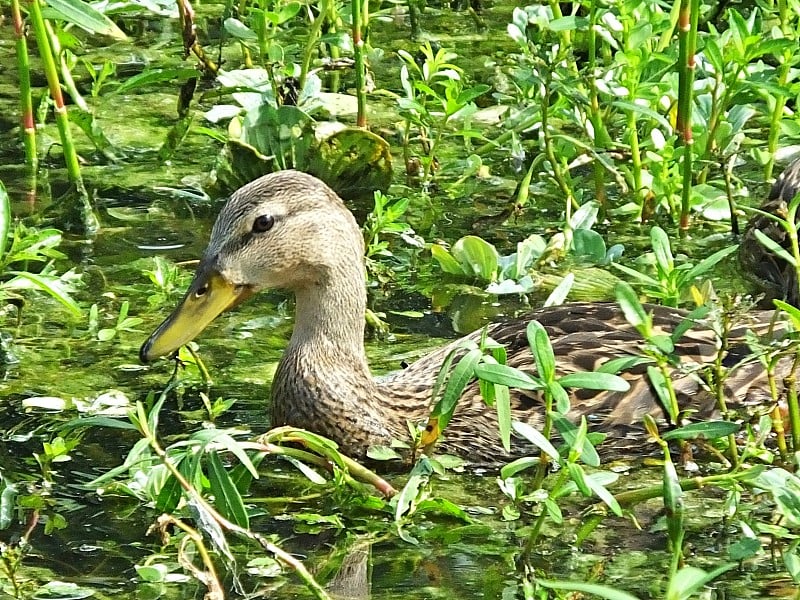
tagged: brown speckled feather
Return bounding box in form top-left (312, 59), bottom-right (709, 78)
top-left (142, 170), bottom-right (796, 465)
top-left (741, 155), bottom-right (800, 305)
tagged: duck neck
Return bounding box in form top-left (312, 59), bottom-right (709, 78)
top-left (271, 260), bottom-right (401, 454)
top-left (290, 268), bottom-right (370, 367)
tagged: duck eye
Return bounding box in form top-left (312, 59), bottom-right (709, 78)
top-left (252, 214), bottom-right (274, 233)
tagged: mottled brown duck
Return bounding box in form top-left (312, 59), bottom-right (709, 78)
top-left (741, 155), bottom-right (800, 306)
top-left (140, 170), bottom-right (793, 462)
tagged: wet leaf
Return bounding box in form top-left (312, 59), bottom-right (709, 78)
top-left (495, 384), bottom-right (511, 452)
top-left (512, 421), bottom-right (559, 461)
top-left (474, 363), bottom-right (541, 390)
top-left (207, 451), bottom-right (249, 528)
top-left (527, 321), bottom-right (555, 383)
top-left (432, 244), bottom-right (468, 275)
top-left (44, 0), bottom-right (127, 39)
top-left (450, 236), bottom-right (499, 281)
top-left (661, 421), bottom-right (740, 441)
top-left (537, 579), bottom-right (641, 600)
top-left (32, 580), bottom-right (96, 599)
top-left (0, 181), bottom-right (8, 260)
top-left (558, 372), bottom-right (630, 392)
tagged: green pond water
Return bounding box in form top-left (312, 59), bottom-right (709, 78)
top-left (0, 0), bottom-right (797, 598)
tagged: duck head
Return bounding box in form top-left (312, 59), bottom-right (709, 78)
top-left (139, 170), bottom-right (363, 362)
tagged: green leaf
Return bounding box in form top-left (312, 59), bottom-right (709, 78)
top-left (585, 472), bottom-right (622, 516)
top-left (572, 229), bottom-right (607, 263)
top-left (135, 563), bottom-right (169, 583)
top-left (450, 236), bottom-right (499, 281)
top-left (671, 306), bottom-right (709, 341)
top-left (552, 414), bottom-right (601, 467)
top-left (0, 181), bottom-right (9, 260)
top-left (0, 482), bottom-right (17, 530)
top-left (500, 456), bottom-right (538, 478)
top-left (473, 363), bottom-right (542, 390)
top-left (612, 99), bottom-right (673, 133)
top-left (367, 445), bottom-right (403, 461)
top-left (647, 366), bottom-right (676, 422)
top-left (615, 282), bottom-right (649, 332)
top-left (395, 458), bottom-right (433, 524)
top-left (650, 226), bottom-right (674, 274)
top-left (567, 462), bottom-right (590, 495)
top-left (558, 372), bottom-right (630, 392)
top-left (224, 17), bottom-right (258, 41)
top-left (612, 262), bottom-right (661, 287)
top-left (155, 468), bottom-right (183, 513)
top-left (283, 455), bottom-right (327, 484)
top-left (662, 421), bottom-right (740, 441)
top-left (681, 245), bottom-right (739, 282)
top-left (512, 421), bottom-right (560, 461)
top-left (44, 0), bottom-right (127, 39)
top-left (434, 348), bottom-right (483, 430)
top-left (544, 272), bottom-right (574, 307)
top-left (775, 300), bottom-right (800, 330)
top-left (570, 201), bottom-right (599, 230)
top-left (666, 563), bottom-right (736, 600)
top-left (598, 355), bottom-right (651, 374)
top-left (527, 321), bottom-right (556, 383)
top-left (753, 229), bottom-right (797, 266)
top-left (537, 579), bottom-right (642, 600)
top-left (547, 15), bottom-right (589, 31)
top-left (7, 271), bottom-right (81, 316)
top-left (551, 381), bottom-right (570, 414)
top-left (207, 451), bottom-right (249, 528)
top-left (431, 244), bottom-right (468, 275)
top-left (495, 384), bottom-right (511, 452)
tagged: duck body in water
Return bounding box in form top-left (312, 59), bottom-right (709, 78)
top-left (141, 170), bottom-right (794, 462)
top-left (741, 156), bottom-right (800, 306)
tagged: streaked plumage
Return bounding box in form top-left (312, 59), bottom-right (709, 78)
top-left (141, 170), bottom-right (795, 463)
top-left (741, 156), bottom-right (800, 306)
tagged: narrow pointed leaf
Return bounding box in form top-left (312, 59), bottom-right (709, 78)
top-left (207, 451), bottom-right (249, 528)
top-left (44, 0), bottom-right (127, 39)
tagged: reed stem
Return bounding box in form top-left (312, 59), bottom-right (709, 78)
top-left (352, 0), bottom-right (367, 127)
top-left (12, 0), bottom-right (37, 172)
top-left (676, 0), bottom-right (699, 230)
top-left (29, 0), bottom-right (85, 195)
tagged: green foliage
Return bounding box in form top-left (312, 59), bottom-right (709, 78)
top-left (88, 300), bottom-right (143, 342)
top-left (613, 226), bottom-right (738, 306)
top-left (0, 182), bottom-right (81, 316)
top-left (398, 42), bottom-right (490, 181)
top-left (432, 202), bottom-right (625, 298)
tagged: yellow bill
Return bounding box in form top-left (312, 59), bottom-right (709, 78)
top-left (140, 269), bottom-right (254, 362)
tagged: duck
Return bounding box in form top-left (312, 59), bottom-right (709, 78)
top-left (140, 170), bottom-right (795, 463)
top-left (740, 155), bottom-right (800, 306)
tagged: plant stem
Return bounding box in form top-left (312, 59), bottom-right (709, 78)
top-left (352, 0), bottom-right (367, 127)
top-left (587, 0), bottom-right (608, 207)
top-left (140, 412), bottom-right (333, 599)
top-left (28, 0), bottom-right (85, 195)
top-left (677, 0), bottom-right (699, 230)
top-left (299, 1), bottom-right (327, 91)
top-left (11, 0), bottom-right (37, 171)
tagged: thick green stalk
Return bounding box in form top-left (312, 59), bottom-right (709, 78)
top-left (587, 0), bottom-right (608, 206)
top-left (12, 0), bottom-right (37, 171)
top-left (299, 1), bottom-right (327, 91)
top-left (765, 0), bottom-right (793, 180)
top-left (352, 0), bottom-right (367, 127)
top-left (46, 21), bottom-right (89, 113)
top-left (28, 0), bottom-right (84, 193)
top-left (676, 0), bottom-right (699, 230)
